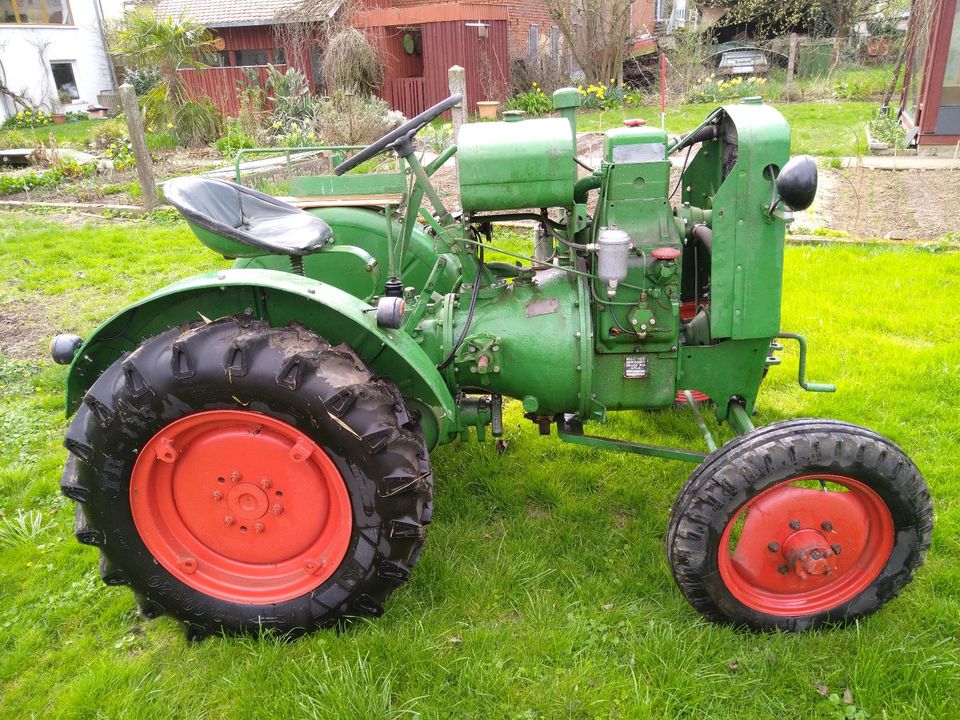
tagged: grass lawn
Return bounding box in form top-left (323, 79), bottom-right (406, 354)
top-left (1, 212), bottom-right (958, 718)
top-left (1, 119), bottom-right (177, 152)
top-left (6, 119), bottom-right (105, 147)
top-left (577, 101), bottom-right (876, 157)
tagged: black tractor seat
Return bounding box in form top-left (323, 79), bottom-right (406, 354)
top-left (164, 176), bottom-right (332, 256)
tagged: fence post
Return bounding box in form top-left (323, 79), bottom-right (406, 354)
top-left (449, 65), bottom-right (466, 136)
top-left (787, 33), bottom-right (799, 83)
top-left (119, 82), bottom-right (157, 212)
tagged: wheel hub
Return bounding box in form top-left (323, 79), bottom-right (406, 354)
top-left (130, 410), bottom-right (353, 604)
top-left (781, 529), bottom-right (838, 580)
top-left (227, 482), bottom-right (270, 520)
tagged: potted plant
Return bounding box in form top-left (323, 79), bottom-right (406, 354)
top-left (51, 89), bottom-right (70, 124)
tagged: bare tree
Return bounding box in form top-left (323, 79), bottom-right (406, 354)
top-left (547, 0), bottom-right (634, 85)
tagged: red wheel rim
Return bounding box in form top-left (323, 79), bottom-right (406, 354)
top-left (130, 410), bottom-right (352, 604)
top-left (717, 474), bottom-right (894, 616)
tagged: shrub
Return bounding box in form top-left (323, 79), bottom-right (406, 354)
top-left (0, 130), bottom-right (32, 150)
top-left (314, 92), bottom-right (403, 147)
top-left (322, 28), bottom-right (384, 95)
top-left (265, 65), bottom-right (314, 125)
top-left (215, 120), bottom-right (258, 158)
top-left (419, 122), bottom-right (453, 153)
top-left (124, 66), bottom-right (163, 96)
top-left (506, 84), bottom-right (554, 116)
top-left (174, 100), bottom-right (223, 147)
top-left (95, 116), bottom-right (128, 148)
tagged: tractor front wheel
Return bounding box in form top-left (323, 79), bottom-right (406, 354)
top-left (667, 420), bottom-right (932, 631)
top-left (61, 317), bottom-right (432, 638)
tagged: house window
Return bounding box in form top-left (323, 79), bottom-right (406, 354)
top-left (1, 0), bottom-right (72, 24)
top-left (274, 48), bottom-right (286, 65)
top-left (233, 49), bottom-right (271, 67)
top-left (201, 51), bottom-right (230, 67)
top-left (51, 61), bottom-right (78, 100)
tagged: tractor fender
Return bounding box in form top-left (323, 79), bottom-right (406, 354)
top-left (64, 268), bottom-right (457, 449)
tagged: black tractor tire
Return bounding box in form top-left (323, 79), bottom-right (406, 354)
top-left (60, 316), bottom-right (433, 639)
top-left (667, 419), bottom-right (933, 631)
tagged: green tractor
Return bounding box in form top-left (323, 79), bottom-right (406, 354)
top-left (53, 91), bottom-right (932, 639)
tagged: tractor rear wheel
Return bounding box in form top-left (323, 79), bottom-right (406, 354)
top-left (61, 316), bottom-right (432, 639)
top-left (667, 419), bottom-right (932, 631)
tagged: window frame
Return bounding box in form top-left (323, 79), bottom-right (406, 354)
top-left (50, 60), bottom-right (79, 100)
top-left (1, 0), bottom-right (73, 25)
top-left (232, 49), bottom-right (272, 67)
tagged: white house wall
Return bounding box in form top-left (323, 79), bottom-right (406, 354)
top-left (0, 1), bottom-right (117, 121)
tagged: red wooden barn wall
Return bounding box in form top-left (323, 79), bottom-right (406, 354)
top-left (177, 14), bottom-right (509, 118)
top-left (180, 25), bottom-right (315, 117)
top-left (420, 19), bottom-right (509, 114)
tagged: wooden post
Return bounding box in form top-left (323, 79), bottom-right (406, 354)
top-left (448, 65), bottom-right (466, 135)
top-left (119, 82), bottom-right (157, 212)
top-left (786, 33), bottom-right (799, 83)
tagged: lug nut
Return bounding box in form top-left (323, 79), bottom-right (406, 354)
top-left (821, 520), bottom-right (833, 532)
top-left (272, 504), bottom-right (284, 516)
top-left (212, 491), bottom-right (223, 502)
top-left (789, 519), bottom-right (801, 531)
top-left (259, 477), bottom-right (272, 490)
top-left (778, 565), bottom-right (789, 575)
top-left (230, 471), bottom-right (242, 482)
top-left (224, 516), bottom-right (235, 527)
top-left (810, 549), bottom-right (821, 560)
top-left (831, 543), bottom-right (842, 555)
top-left (768, 541), bottom-right (780, 552)
top-left (254, 522), bottom-right (265, 534)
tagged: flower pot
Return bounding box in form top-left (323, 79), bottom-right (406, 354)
top-left (477, 101), bottom-right (499, 120)
top-left (52, 113), bottom-right (66, 125)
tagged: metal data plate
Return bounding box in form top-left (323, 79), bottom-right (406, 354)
top-left (623, 356), bottom-right (649, 379)
top-left (525, 296), bottom-right (559, 318)
top-left (612, 143), bottom-right (665, 164)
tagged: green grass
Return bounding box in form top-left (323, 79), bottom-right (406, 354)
top-left (0, 119), bottom-right (179, 151)
top-left (577, 101), bottom-right (875, 157)
top-left (1, 213), bottom-right (958, 718)
top-left (4, 119), bottom-right (103, 147)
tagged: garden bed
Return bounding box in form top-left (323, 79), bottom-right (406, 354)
top-left (818, 167), bottom-right (960, 240)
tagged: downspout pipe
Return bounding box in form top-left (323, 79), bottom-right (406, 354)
top-left (92, 0), bottom-right (119, 92)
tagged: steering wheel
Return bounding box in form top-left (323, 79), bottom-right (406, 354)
top-left (333, 93), bottom-right (463, 175)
